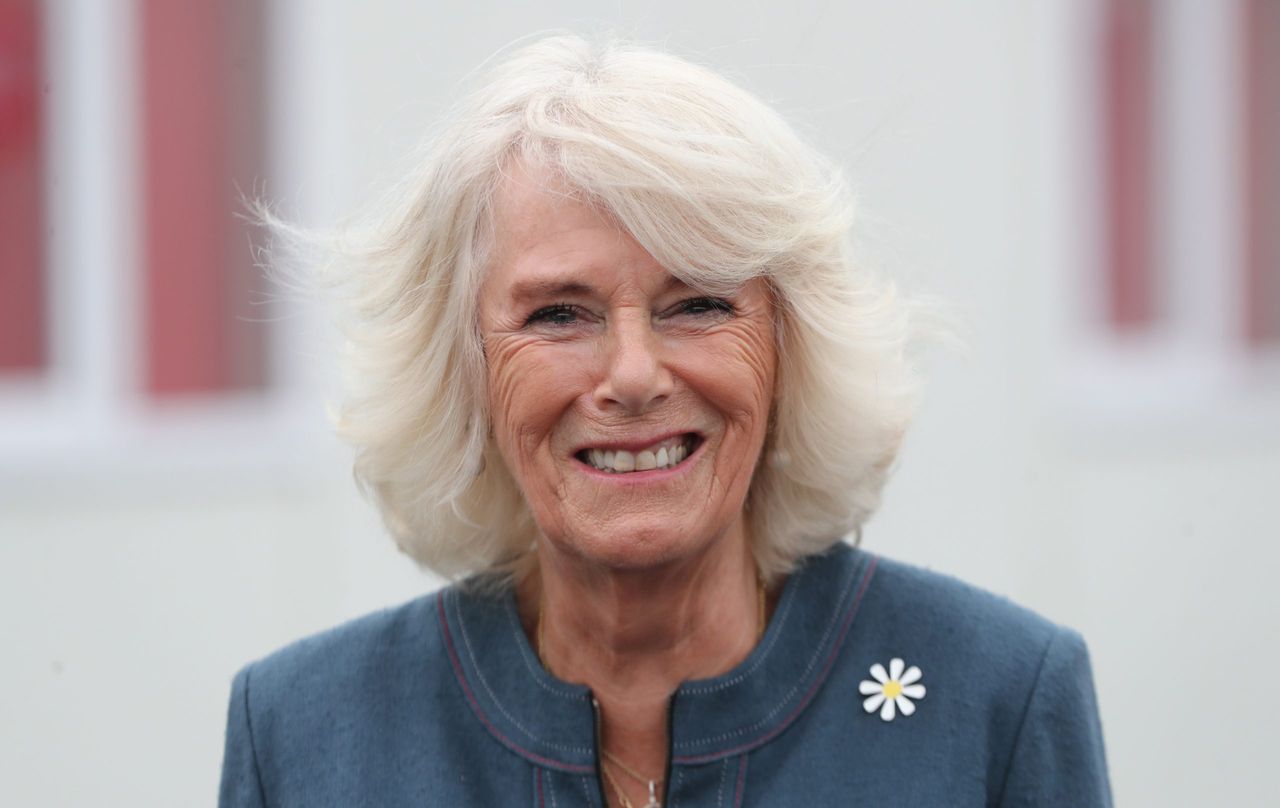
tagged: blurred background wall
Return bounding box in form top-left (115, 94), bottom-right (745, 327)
top-left (2, 0), bottom-right (1278, 804)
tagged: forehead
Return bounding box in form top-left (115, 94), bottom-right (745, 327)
top-left (493, 170), bottom-right (615, 257)
top-left (485, 163), bottom-right (672, 296)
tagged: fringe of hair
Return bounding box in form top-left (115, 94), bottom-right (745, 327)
top-left (267, 34), bottom-right (928, 587)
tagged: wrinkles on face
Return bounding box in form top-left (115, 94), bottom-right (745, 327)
top-left (672, 289), bottom-right (776, 519)
top-left (477, 166), bottom-right (778, 572)
top-left (483, 328), bottom-right (577, 503)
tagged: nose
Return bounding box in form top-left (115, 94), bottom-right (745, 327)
top-left (593, 311), bottom-right (673, 414)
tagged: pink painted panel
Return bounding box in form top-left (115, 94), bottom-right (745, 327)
top-left (1101, 0), bottom-right (1156, 333)
top-left (0, 0), bottom-right (46, 372)
top-left (140, 0), bottom-right (266, 395)
top-left (1244, 0), bottom-right (1280, 346)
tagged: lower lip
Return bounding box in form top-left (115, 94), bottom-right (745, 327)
top-left (574, 441), bottom-right (705, 483)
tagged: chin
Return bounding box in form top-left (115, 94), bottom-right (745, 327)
top-left (558, 520), bottom-right (714, 571)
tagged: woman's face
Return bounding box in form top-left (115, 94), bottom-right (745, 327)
top-left (478, 168), bottom-right (777, 571)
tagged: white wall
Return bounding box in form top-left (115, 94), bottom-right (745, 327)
top-left (2, 1), bottom-right (1277, 805)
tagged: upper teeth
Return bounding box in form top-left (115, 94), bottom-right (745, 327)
top-left (585, 436), bottom-right (691, 473)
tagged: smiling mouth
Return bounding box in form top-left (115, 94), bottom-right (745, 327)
top-left (575, 433), bottom-right (702, 474)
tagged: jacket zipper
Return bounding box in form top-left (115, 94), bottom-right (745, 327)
top-left (589, 693), bottom-right (677, 807)
top-left (591, 694), bottom-right (608, 807)
top-left (662, 692), bottom-right (676, 806)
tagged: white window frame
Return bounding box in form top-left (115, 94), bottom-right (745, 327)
top-left (1056, 0), bottom-right (1280, 438)
top-left (0, 0), bottom-right (343, 491)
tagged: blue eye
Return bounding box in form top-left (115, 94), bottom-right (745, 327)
top-left (525, 303), bottom-right (580, 327)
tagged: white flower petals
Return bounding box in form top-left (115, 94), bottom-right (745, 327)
top-left (902, 684), bottom-right (926, 700)
top-left (880, 697), bottom-right (897, 721)
top-left (858, 657), bottom-right (926, 722)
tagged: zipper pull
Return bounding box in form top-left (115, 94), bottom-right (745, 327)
top-left (589, 695), bottom-right (608, 807)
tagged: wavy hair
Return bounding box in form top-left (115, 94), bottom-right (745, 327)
top-left (299, 35), bottom-right (920, 583)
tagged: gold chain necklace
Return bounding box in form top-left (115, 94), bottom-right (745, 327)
top-left (603, 749), bottom-right (659, 786)
top-left (601, 760), bottom-right (659, 808)
top-left (536, 574), bottom-right (769, 808)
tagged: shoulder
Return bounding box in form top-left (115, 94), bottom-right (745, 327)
top-left (242, 590), bottom-right (445, 706)
top-left (222, 585), bottom-right (540, 803)
top-left (230, 591), bottom-right (462, 775)
top-left (839, 550), bottom-right (1108, 802)
top-left (860, 552), bottom-right (1070, 666)
top-left (853, 550), bottom-right (1091, 710)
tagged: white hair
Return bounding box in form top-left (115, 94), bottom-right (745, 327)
top-left (298, 35), bottom-right (920, 583)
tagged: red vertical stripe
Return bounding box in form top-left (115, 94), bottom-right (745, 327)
top-left (1101, 0), bottom-right (1156, 332)
top-left (0, 0), bottom-right (45, 372)
top-left (1244, 0), bottom-right (1280, 346)
top-left (140, 0), bottom-right (266, 396)
top-left (224, 0), bottom-right (268, 388)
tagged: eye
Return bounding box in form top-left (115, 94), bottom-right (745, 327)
top-left (671, 297), bottom-right (735, 317)
top-left (524, 303), bottom-right (582, 328)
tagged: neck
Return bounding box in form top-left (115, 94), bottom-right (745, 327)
top-left (520, 519), bottom-right (763, 800)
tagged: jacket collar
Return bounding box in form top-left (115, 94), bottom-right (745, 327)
top-left (436, 542), bottom-right (877, 772)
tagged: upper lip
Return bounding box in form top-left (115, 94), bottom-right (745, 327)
top-left (571, 430), bottom-right (699, 455)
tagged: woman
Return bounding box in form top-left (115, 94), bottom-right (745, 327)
top-left (220, 36), bottom-right (1110, 807)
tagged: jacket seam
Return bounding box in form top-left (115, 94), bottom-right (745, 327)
top-left (991, 624), bottom-right (1062, 805)
top-left (732, 754), bottom-right (749, 808)
top-left (503, 597), bottom-right (590, 701)
top-left (437, 593), bottom-right (595, 773)
top-left (240, 663), bottom-right (270, 806)
top-left (546, 768), bottom-right (559, 808)
top-left (455, 591), bottom-right (593, 755)
top-left (670, 766), bottom-right (686, 808)
top-left (673, 556), bottom-right (878, 761)
top-left (674, 554), bottom-right (873, 751)
top-left (678, 563), bottom-right (804, 695)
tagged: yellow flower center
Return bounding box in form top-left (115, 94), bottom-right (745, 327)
top-left (882, 680), bottom-right (903, 700)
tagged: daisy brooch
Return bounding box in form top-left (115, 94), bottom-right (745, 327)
top-left (859, 657), bottom-right (926, 721)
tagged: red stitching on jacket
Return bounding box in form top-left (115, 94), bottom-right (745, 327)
top-left (672, 556), bottom-right (879, 764)
top-left (437, 593), bottom-right (596, 775)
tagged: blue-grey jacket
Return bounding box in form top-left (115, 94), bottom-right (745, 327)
top-left (219, 544), bottom-right (1111, 806)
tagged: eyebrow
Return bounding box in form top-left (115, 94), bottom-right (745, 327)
top-left (506, 273), bottom-right (690, 304)
top-left (508, 279), bottom-right (597, 302)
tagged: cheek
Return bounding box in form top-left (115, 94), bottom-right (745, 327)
top-left (485, 338), bottom-right (589, 462)
top-left (681, 322), bottom-right (777, 431)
